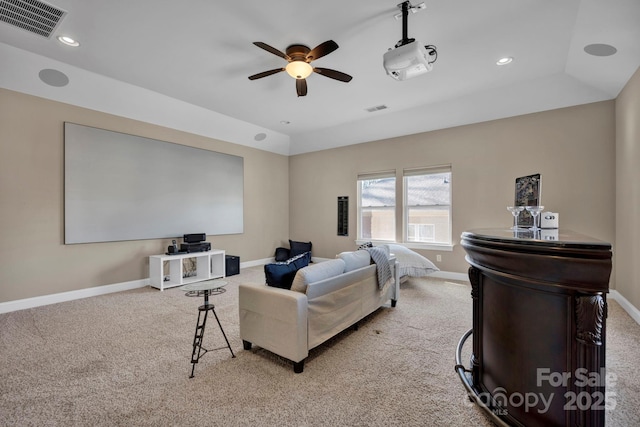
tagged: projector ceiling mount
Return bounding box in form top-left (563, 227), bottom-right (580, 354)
top-left (383, 1), bottom-right (437, 81)
top-left (394, 1), bottom-right (426, 47)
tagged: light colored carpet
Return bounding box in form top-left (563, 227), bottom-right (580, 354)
top-left (0, 266), bottom-right (638, 426)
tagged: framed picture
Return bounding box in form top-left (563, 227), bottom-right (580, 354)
top-left (515, 173), bottom-right (541, 227)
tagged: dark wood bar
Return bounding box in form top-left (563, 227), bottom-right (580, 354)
top-left (456, 229), bottom-right (612, 427)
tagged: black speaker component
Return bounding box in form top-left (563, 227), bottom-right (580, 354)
top-left (337, 196), bottom-right (348, 236)
top-left (183, 233), bottom-right (206, 243)
top-left (166, 240), bottom-right (187, 255)
top-left (225, 255), bottom-right (240, 276)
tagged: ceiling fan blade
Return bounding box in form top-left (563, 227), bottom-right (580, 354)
top-left (253, 42), bottom-right (290, 60)
top-left (313, 67), bottom-right (353, 83)
top-left (248, 68), bottom-right (285, 80)
top-left (306, 40), bottom-right (339, 62)
top-left (296, 79), bottom-right (308, 97)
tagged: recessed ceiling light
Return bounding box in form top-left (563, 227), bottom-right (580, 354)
top-left (496, 57), bottom-right (513, 66)
top-left (254, 133), bottom-right (267, 141)
top-left (280, 120), bottom-right (290, 125)
top-left (57, 36), bottom-right (79, 47)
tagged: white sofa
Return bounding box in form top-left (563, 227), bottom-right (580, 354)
top-left (238, 250), bottom-right (399, 373)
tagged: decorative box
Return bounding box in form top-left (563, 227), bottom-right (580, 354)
top-left (540, 212), bottom-right (559, 229)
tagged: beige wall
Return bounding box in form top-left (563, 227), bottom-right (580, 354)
top-left (289, 101), bottom-right (616, 277)
top-left (616, 67), bottom-right (640, 310)
top-left (0, 89), bottom-right (289, 303)
top-left (0, 86), bottom-right (626, 305)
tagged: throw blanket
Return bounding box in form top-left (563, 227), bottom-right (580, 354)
top-left (366, 246), bottom-right (392, 290)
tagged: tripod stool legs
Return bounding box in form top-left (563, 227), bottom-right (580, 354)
top-left (189, 304), bottom-right (235, 378)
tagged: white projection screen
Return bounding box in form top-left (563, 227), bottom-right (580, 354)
top-left (64, 123), bottom-right (243, 244)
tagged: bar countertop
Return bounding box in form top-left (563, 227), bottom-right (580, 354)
top-left (461, 228), bottom-right (612, 250)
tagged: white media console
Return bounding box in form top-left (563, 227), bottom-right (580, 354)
top-left (149, 249), bottom-right (225, 291)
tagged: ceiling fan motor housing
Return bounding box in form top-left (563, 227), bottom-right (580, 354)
top-left (285, 44), bottom-right (311, 61)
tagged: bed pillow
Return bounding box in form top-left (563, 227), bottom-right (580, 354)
top-left (337, 250), bottom-right (371, 272)
top-left (290, 258), bottom-right (346, 294)
top-left (385, 244), bottom-right (439, 277)
top-left (264, 252), bottom-right (311, 289)
top-left (289, 240), bottom-right (312, 258)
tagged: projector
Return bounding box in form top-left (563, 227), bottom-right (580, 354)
top-left (383, 41), bottom-right (436, 81)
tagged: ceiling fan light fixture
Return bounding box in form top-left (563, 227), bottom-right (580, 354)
top-left (285, 61), bottom-right (313, 79)
top-left (249, 40), bottom-right (351, 96)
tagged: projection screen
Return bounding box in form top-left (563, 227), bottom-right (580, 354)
top-left (64, 122), bottom-right (243, 244)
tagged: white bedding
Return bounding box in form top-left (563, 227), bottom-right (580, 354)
top-left (384, 244), bottom-right (439, 278)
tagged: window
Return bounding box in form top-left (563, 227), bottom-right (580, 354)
top-left (357, 172), bottom-right (395, 241)
top-left (357, 166), bottom-right (452, 248)
top-left (404, 167), bottom-right (452, 245)
top-left (407, 223), bottom-right (435, 242)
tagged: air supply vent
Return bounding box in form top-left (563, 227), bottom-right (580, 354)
top-left (0, 0), bottom-right (66, 38)
top-left (365, 104), bottom-right (388, 113)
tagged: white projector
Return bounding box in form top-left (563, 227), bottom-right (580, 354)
top-left (383, 41), bottom-right (435, 81)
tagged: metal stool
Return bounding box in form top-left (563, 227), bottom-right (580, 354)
top-left (181, 281), bottom-right (235, 378)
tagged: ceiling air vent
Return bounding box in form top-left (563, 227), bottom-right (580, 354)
top-left (365, 105), bottom-right (388, 113)
top-left (0, 0), bottom-right (67, 38)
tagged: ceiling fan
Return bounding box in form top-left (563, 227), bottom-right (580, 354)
top-left (248, 40), bottom-right (353, 97)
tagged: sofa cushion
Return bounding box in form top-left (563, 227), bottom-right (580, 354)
top-left (337, 250), bottom-right (371, 272)
top-left (357, 241), bottom-right (373, 250)
top-left (264, 252), bottom-right (311, 289)
top-left (289, 240), bottom-right (312, 258)
top-left (290, 258), bottom-right (346, 294)
top-left (274, 247), bottom-right (290, 262)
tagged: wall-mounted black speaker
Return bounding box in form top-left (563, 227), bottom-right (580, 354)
top-left (337, 196), bottom-right (348, 236)
top-left (183, 233), bottom-right (206, 243)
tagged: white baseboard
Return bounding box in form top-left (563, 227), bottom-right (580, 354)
top-left (609, 290), bottom-right (640, 326)
top-left (424, 275), bottom-right (640, 326)
top-left (0, 278), bottom-right (149, 314)
top-left (0, 264), bottom-right (509, 315)
top-left (240, 258), bottom-right (273, 268)
top-left (241, 257), bottom-right (331, 267)
top-left (1, 259), bottom-right (274, 314)
top-left (0, 259), bottom-right (284, 314)
top-left (7, 270), bottom-right (628, 324)
top-left (430, 270), bottom-right (469, 282)
top-left (426, 276), bottom-right (640, 326)
top-left (240, 257), bottom-right (468, 282)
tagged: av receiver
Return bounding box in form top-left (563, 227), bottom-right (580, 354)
top-left (180, 242), bottom-right (211, 253)
top-left (183, 233), bottom-right (206, 243)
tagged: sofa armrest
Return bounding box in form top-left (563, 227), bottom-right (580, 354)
top-left (238, 283), bottom-right (309, 363)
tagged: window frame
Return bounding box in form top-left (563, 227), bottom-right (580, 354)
top-left (402, 166), bottom-right (453, 250)
top-left (356, 171), bottom-right (397, 243)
